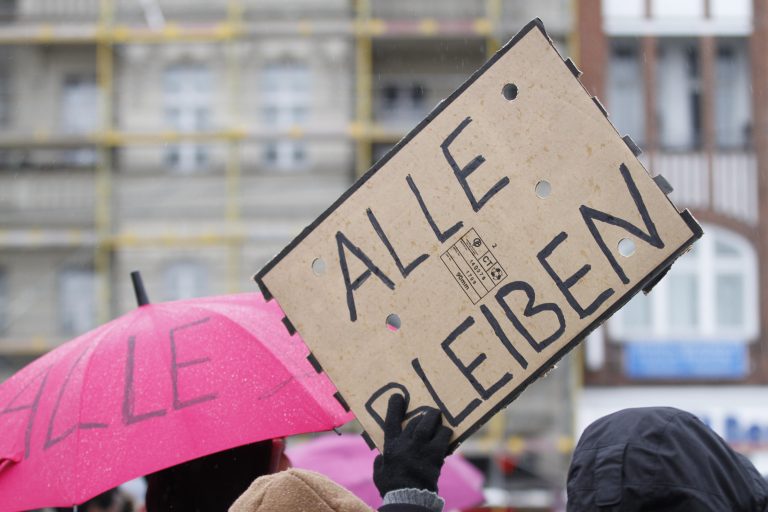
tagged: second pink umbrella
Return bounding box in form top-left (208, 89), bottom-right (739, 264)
top-left (288, 433), bottom-right (485, 511)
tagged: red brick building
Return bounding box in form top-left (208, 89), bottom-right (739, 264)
top-left (575, 0), bottom-right (768, 473)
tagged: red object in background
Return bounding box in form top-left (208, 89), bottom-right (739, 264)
top-left (0, 291), bottom-right (353, 511)
top-left (496, 453), bottom-right (518, 475)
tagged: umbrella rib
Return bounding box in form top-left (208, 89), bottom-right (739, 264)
top-left (71, 310), bottom-right (143, 505)
top-left (178, 300), bottom-right (340, 425)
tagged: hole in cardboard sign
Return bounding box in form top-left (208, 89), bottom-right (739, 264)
top-left (618, 238), bottom-right (636, 257)
top-left (386, 314), bottom-right (401, 332)
top-left (535, 180), bottom-right (551, 198)
top-left (502, 83), bottom-right (518, 101)
top-left (312, 258), bottom-right (326, 276)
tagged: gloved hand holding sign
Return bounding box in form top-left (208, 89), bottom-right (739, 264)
top-left (373, 394), bottom-right (452, 496)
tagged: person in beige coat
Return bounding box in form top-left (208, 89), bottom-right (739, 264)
top-left (231, 394), bottom-right (451, 512)
top-left (230, 469), bottom-right (372, 512)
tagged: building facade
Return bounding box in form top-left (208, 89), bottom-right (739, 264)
top-left (0, 0), bottom-right (576, 507)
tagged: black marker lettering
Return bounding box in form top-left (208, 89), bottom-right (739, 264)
top-left (170, 317), bottom-right (218, 410)
top-left (538, 231), bottom-right (615, 319)
top-left (412, 357), bottom-right (481, 427)
top-left (1, 367), bottom-right (51, 459)
top-left (495, 281), bottom-right (565, 353)
top-left (442, 316), bottom-right (512, 400)
top-left (45, 345), bottom-right (107, 450)
top-left (580, 163), bottom-right (665, 284)
top-left (123, 335), bottom-right (166, 425)
top-left (479, 304), bottom-right (528, 369)
top-left (336, 231), bottom-right (396, 322)
top-left (367, 208), bottom-right (429, 278)
top-left (406, 174), bottom-right (463, 243)
top-left (441, 116), bottom-right (509, 212)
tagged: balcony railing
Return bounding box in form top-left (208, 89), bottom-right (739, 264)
top-left (0, 169), bottom-right (95, 226)
top-left (650, 150), bottom-right (758, 226)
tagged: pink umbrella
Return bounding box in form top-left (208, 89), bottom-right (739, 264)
top-left (0, 272), bottom-right (353, 511)
top-left (287, 433), bottom-right (485, 511)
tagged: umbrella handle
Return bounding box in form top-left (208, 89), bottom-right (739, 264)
top-left (131, 271), bottom-right (150, 306)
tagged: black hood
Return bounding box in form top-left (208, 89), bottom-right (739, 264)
top-left (567, 407), bottom-right (768, 511)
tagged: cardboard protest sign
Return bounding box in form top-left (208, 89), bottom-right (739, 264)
top-left (255, 19), bottom-right (702, 451)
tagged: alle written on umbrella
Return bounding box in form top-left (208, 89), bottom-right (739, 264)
top-left (5, 316), bottom-right (226, 458)
top-left (0, 285), bottom-right (350, 511)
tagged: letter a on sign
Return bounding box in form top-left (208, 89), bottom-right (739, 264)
top-left (255, 19), bottom-right (702, 451)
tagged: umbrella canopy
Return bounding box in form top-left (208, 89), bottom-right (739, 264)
top-left (287, 433), bottom-right (485, 511)
top-left (0, 284), bottom-right (352, 511)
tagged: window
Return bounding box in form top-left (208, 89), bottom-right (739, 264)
top-left (0, 268), bottom-right (7, 335)
top-left (610, 225), bottom-right (758, 342)
top-left (0, 0), bottom-right (14, 21)
top-left (410, 84), bottom-right (426, 109)
top-left (711, 0), bottom-right (752, 19)
top-left (60, 73), bottom-right (98, 166)
top-left (602, 0), bottom-right (645, 19)
top-left (164, 261), bottom-right (209, 300)
top-left (652, 0), bottom-right (704, 19)
top-left (607, 40), bottom-right (645, 146)
top-left (715, 39), bottom-right (751, 149)
top-left (0, 49), bottom-right (12, 129)
top-left (59, 267), bottom-right (96, 336)
top-left (377, 81), bottom-right (429, 127)
top-left (656, 39), bottom-right (702, 150)
top-left (61, 74), bottom-right (98, 134)
top-left (164, 64), bottom-right (212, 173)
top-left (262, 61), bottom-right (310, 171)
top-left (382, 84), bottom-right (398, 111)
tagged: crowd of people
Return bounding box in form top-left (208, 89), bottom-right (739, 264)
top-left (49, 394), bottom-right (768, 512)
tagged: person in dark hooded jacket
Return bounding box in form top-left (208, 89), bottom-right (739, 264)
top-left (567, 407), bottom-right (768, 511)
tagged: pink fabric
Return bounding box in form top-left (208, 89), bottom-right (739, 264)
top-left (0, 293), bottom-right (353, 511)
top-left (287, 433), bottom-right (485, 511)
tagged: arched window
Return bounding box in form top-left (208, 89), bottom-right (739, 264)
top-left (610, 224), bottom-right (758, 342)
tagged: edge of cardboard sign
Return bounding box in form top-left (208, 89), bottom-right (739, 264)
top-left (254, 18), bottom-right (705, 450)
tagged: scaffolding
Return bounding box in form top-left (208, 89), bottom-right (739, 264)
top-left (0, 0), bottom-right (510, 335)
top-left (0, 0), bottom-right (579, 464)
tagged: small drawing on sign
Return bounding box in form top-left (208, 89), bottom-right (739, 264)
top-left (440, 228), bottom-right (508, 304)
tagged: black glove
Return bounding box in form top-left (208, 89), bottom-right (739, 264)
top-left (373, 393), bottom-right (453, 496)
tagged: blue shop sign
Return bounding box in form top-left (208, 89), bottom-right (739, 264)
top-left (625, 342), bottom-right (747, 379)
